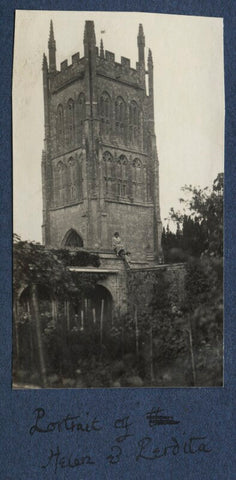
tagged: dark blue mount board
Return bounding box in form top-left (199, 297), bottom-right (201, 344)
top-left (0, 1), bottom-right (235, 479)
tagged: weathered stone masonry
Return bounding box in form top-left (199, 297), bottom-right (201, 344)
top-left (127, 264), bottom-right (186, 318)
top-left (41, 20), bottom-right (162, 261)
top-left (42, 20), bottom-right (180, 317)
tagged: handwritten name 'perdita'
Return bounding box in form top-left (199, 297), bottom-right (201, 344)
top-left (29, 408), bottom-right (102, 435)
top-left (136, 435), bottom-right (211, 461)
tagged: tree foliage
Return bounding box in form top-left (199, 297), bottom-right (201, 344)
top-left (162, 173), bottom-right (223, 261)
top-left (161, 173), bottom-right (224, 385)
top-left (13, 236), bottom-right (106, 387)
top-left (13, 236), bottom-right (101, 300)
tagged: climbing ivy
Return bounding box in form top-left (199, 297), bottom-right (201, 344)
top-left (13, 235), bottom-right (102, 299)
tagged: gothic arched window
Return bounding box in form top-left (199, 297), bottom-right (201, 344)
top-left (129, 101), bottom-right (140, 145)
top-left (100, 92), bottom-right (111, 137)
top-left (53, 162), bottom-right (60, 206)
top-left (132, 158), bottom-right (143, 201)
top-left (56, 160), bottom-right (67, 204)
top-left (78, 93), bottom-right (86, 142)
top-left (67, 156), bottom-right (83, 202)
top-left (67, 99), bottom-right (75, 147)
top-left (117, 154), bottom-right (128, 198)
top-left (115, 96), bottom-right (126, 142)
top-left (116, 158), bottom-right (122, 197)
top-left (64, 229), bottom-right (84, 248)
top-left (56, 104), bottom-right (64, 148)
top-left (103, 151), bottom-right (115, 197)
top-left (146, 166), bottom-right (152, 202)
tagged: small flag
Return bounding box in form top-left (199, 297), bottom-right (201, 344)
top-left (101, 30), bottom-right (106, 34)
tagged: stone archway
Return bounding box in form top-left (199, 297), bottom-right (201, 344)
top-left (62, 229), bottom-right (84, 248)
top-left (88, 284), bottom-right (113, 326)
top-left (66, 284), bottom-right (113, 332)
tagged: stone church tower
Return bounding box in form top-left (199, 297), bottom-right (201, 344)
top-left (41, 20), bottom-right (162, 265)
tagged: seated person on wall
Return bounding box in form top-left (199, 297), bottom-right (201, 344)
top-left (112, 232), bottom-right (131, 268)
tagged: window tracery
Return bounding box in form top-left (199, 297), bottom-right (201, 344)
top-left (53, 156), bottom-right (83, 206)
top-left (67, 99), bottom-right (75, 146)
top-left (132, 158), bottom-right (143, 201)
top-left (56, 160), bottom-right (66, 204)
top-left (103, 151), bottom-right (115, 197)
top-left (100, 92), bottom-right (111, 137)
top-left (117, 154), bottom-right (128, 198)
top-left (146, 166), bottom-right (152, 202)
top-left (115, 96), bottom-right (126, 142)
top-left (102, 152), bottom-right (146, 202)
top-left (129, 101), bottom-right (140, 146)
top-left (56, 104), bottom-right (64, 148)
top-left (67, 156), bottom-right (83, 202)
top-left (78, 93), bottom-right (86, 142)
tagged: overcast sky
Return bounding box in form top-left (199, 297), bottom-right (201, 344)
top-left (13, 10), bottom-right (224, 242)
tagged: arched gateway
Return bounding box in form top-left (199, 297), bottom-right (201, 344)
top-left (17, 284), bottom-right (113, 334)
top-left (63, 284), bottom-right (113, 332)
top-left (62, 229), bottom-right (84, 248)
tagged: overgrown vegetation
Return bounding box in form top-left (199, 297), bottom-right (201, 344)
top-left (160, 173), bottom-right (224, 385)
top-left (13, 238), bottom-right (104, 387)
top-left (13, 173), bottom-right (223, 388)
top-left (162, 172), bottom-right (223, 261)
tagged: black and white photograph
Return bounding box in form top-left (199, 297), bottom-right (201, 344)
top-left (13, 10), bottom-right (224, 388)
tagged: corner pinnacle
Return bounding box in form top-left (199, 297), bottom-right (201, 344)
top-left (49, 19), bottom-right (54, 42)
top-left (148, 48), bottom-right (153, 64)
top-left (100, 38), bottom-right (104, 58)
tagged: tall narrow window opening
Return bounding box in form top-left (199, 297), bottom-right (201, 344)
top-left (100, 92), bottom-right (111, 137)
top-left (67, 99), bottom-right (75, 147)
top-left (56, 160), bottom-right (66, 204)
top-left (56, 104), bottom-right (64, 149)
top-left (103, 151), bottom-right (114, 197)
top-left (67, 156), bottom-right (83, 203)
top-left (115, 96), bottom-right (126, 143)
top-left (132, 158), bottom-right (143, 201)
top-left (78, 93), bottom-right (86, 142)
top-left (129, 101), bottom-right (140, 146)
top-left (117, 154), bottom-right (128, 198)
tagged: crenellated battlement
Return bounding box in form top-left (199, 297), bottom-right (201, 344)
top-left (49, 49), bottom-right (143, 93)
top-left (96, 50), bottom-right (141, 87)
top-left (50, 55), bottom-right (85, 93)
top-left (58, 51), bottom-right (84, 72)
top-left (46, 19), bottom-right (149, 93)
top-left (105, 50), bottom-right (115, 62)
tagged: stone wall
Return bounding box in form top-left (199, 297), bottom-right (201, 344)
top-left (105, 201), bottom-right (154, 259)
top-left (90, 253), bottom-right (129, 317)
top-left (48, 202), bottom-right (87, 247)
top-left (95, 260), bottom-right (186, 321)
top-left (127, 264), bottom-right (186, 317)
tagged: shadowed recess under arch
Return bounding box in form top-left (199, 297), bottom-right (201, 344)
top-left (62, 229), bottom-right (84, 248)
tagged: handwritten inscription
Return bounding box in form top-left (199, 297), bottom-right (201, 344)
top-left (28, 407), bottom-right (212, 474)
top-left (146, 407), bottom-right (180, 427)
top-left (106, 445), bottom-right (123, 465)
top-left (113, 415), bottom-right (134, 442)
top-left (136, 435), bottom-right (211, 461)
top-left (42, 446), bottom-right (95, 474)
top-left (30, 408), bottom-right (102, 435)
